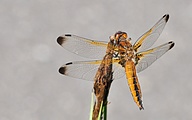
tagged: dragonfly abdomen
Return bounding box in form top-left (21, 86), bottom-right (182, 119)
top-left (125, 60), bottom-right (144, 110)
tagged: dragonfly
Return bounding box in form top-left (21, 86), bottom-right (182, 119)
top-left (57, 14), bottom-right (175, 110)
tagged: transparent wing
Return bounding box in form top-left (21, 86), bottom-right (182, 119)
top-left (133, 14), bottom-right (169, 52)
top-left (58, 59), bottom-right (125, 81)
top-left (57, 34), bottom-right (108, 59)
top-left (135, 41), bottom-right (174, 73)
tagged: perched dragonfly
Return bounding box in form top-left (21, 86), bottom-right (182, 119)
top-left (57, 14), bottom-right (175, 110)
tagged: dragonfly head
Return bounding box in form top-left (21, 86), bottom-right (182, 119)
top-left (114, 31), bottom-right (128, 43)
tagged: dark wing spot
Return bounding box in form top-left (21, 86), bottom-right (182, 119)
top-left (57, 36), bottom-right (65, 45)
top-left (164, 14), bottom-right (169, 22)
top-left (65, 34), bottom-right (72, 37)
top-left (168, 41), bottom-right (175, 50)
top-left (65, 62), bottom-right (72, 65)
top-left (59, 67), bottom-right (66, 75)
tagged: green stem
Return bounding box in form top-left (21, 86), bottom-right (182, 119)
top-left (103, 104), bottom-right (107, 120)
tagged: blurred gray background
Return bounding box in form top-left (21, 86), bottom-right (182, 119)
top-left (0, 0), bottom-right (191, 120)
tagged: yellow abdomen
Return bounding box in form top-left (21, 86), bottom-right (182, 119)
top-left (125, 60), bottom-right (144, 110)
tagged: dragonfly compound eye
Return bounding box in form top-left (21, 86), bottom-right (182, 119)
top-left (115, 31), bottom-right (128, 41)
top-left (122, 33), bottom-right (128, 39)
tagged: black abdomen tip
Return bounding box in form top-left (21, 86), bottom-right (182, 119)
top-left (140, 105), bottom-right (144, 110)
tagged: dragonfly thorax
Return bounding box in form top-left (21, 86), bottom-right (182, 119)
top-left (110, 31), bottom-right (137, 66)
top-left (115, 39), bottom-right (136, 67)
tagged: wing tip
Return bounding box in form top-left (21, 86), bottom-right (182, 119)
top-left (168, 41), bottom-right (175, 50)
top-left (57, 34), bottom-right (72, 45)
top-left (59, 67), bottom-right (66, 75)
top-left (163, 14), bottom-right (169, 22)
top-left (58, 62), bottom-right (73, 74)
top-left (57, 36), bottom-right (65, 45)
